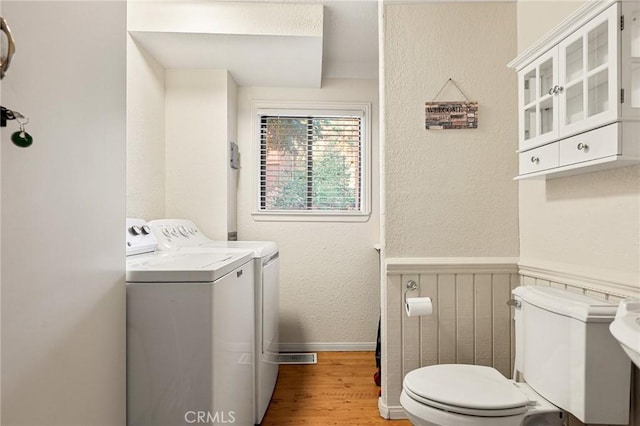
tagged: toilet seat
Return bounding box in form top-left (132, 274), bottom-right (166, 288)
top-left (403, 365), bottom-right (529, 417)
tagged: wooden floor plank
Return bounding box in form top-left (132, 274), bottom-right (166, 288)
top-left (261, 352), bottom-right (411, 426)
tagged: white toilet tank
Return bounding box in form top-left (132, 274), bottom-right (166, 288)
top-left (512, 286), bottom-right (631, 425)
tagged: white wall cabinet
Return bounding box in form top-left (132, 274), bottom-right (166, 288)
top-left (509, 1), bottom-right (640, 179)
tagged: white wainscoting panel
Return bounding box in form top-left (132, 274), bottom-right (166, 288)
top-left (380, 257), bottom-right (519, 418)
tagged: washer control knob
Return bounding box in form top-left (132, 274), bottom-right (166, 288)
top-left (130, 225), bottom-right (142, 236)
top-left (162, 228), bottom-right (171, 237)
top-left (141, 225), bottom-right (151, 235)
top-left (179, 226), bottom-right (189, 237)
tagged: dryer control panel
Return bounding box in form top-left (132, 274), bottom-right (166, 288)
top-left (126, 218), bottom-right (157, 256)
top-left (147, 219), bottom-right (210, 250)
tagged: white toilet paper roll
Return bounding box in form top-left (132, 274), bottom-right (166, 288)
top-left (405, 297), bottom-right (433, 317)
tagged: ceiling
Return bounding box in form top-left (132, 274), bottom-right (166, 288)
top-left (129, 0), bottom-right (379, 87)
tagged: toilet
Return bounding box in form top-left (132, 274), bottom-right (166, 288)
top-left (400, 285), bottom-right (631, 426)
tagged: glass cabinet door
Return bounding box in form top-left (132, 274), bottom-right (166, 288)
top-left (561, 33), bottom-right (584, 126)
top-left (518, 49), bottom-right (559, 149)
top-left (558, 3), bottom-right (618, 137)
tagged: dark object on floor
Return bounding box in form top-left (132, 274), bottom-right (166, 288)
top-left (374, 316), bottom-right (381, 386)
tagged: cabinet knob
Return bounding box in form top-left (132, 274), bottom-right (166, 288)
top-left (577, 143), bottom-right (589, 151)
top-left (530, 156), bottom-right (540, 164)
top-left (548, 87), bottom-right (555, 96)
top-left (556, 86), bottom-right (564, 93)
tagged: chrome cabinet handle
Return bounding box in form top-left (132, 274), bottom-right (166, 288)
top-left (0, 17), bottom-right (15, 79)
top-left (530, 156), bottom-right (540, 164)
top-left (547, 85), bottom-right (564, 95)
top-left (577, 143), bottom-right (589, 151)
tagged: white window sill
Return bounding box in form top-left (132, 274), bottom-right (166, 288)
top-left (251, 211), bottom-right (371, 223)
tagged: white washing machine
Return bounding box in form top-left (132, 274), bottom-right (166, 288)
top-left (147, 219), bottom-right (279, 425)
top-left (126, 219), bottom-right (255, 426)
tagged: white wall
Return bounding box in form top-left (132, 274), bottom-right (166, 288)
top-left (237, 79), bottom-right (380, 348)
top-left (383, 2), bottom-right (519, 259)
top-left (519, 167), bottom-right (640, 289)
top-left (516, 0), bottom-right (584, 53)
top-left (0, 1), bottom-right (3, 416)
top-left (128, 1), bottom-right (322, 38)
top-left (127, 4), bottom-right (241, 232)
top-left (127, 37), bottom-right (166, 220)
top-left (1, 2), bottom-right (126, 425)
top-left (0, 6), bottom-right (3, 419)
top-left (164, 69), bottom-right (237, 239)
top-left (227, 73), bottom-right (238, 235)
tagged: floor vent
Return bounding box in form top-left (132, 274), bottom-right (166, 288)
top-left (277, 353), bottom-right (317, 365)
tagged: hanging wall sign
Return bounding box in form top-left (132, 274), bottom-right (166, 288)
top-left (425, 101), bottom-right (478, 130)
top-left (425, 78), bottom-right (478, 130)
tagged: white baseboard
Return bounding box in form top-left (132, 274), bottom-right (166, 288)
top-left (378, 398), bottom-right (408, 420)
top-left (279, 342), bottom-right (376, 352)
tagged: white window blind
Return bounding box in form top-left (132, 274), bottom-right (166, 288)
top-left (259, 113), bottom-right (363, 213)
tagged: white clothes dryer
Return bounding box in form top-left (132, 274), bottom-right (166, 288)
top-left (126, 219), bottom-right (255, 426)
top-left (147, 219), bottom-right (279, 425)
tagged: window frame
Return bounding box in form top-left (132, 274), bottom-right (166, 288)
top-left (251, 101), bottom-right (371, 222)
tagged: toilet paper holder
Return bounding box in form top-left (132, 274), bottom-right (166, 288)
top-left (405, 280), bottom-right (418, 303)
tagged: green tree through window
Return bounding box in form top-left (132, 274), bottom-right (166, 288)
top-left (260, 115), bottom-right (362, 212)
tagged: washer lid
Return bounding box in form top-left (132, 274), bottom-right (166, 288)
top-left (126, 251), bottom-right (253, 282)
top-left (193, 241), bottom-right (278, 258)
top-left (403, 365), bottom-right (529, 414)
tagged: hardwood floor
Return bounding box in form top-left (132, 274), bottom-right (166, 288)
top-left (261, 352), bottom-right (411, 426)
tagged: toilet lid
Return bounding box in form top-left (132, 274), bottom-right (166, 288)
top-left (403, 364), bottom-right (529, 417)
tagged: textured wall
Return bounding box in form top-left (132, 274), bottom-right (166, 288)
top-left (520, 167), bottom-right (640, 289)
top-left (128, 1), bottom-right (322, 38)
top-left (227, 73), bottom-right (238, 235)
top-left (1, 2), bottom-right (126, 424)
top-left (164, 69), bottom-right (235, 240)
top-left (383, 2), bottom-right (519, 259)
top-left (516, 1), bottom-right (584, 53)
top-left (126, 36), bottom-right (166, 221)
top-left (236, 79), bottom-right (380, 348)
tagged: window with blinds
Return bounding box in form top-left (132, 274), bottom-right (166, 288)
top-left (259, 113), bottom-right (364, 213)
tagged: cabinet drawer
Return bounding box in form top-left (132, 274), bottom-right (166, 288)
top-left (519, 143), bottom-right (559, 175)
top-left (558, 123), bottom-right (620, 167)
